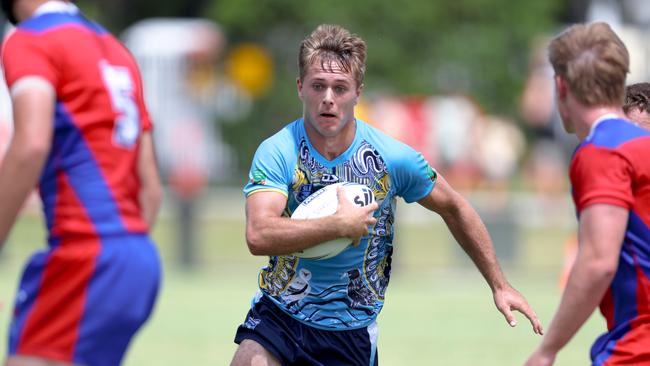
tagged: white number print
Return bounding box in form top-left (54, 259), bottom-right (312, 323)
top-left (99, 60), bottom-right (140, 148)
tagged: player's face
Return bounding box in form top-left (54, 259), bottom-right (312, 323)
top-left (298, 61), bottom-right (361, 138)
top-left (554, 75), bottom-right (575, 134)
top-left (626, 107), bottom-right (650, 130)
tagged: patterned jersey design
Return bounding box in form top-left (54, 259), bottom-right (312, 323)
top-left (244, 119), bottom-right (435, 329)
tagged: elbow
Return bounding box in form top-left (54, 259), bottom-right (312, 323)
top-left (587, 259), bottom-right (618, 282)
top-left (246, 229), bottom-right (269, 256)
top-left (19, 141), bottom-right (50, 163)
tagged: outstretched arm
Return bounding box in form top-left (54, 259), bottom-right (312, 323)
top-left (525, 204), bottom-right (626, 366)
top-left (418, 175), bottom-right (542, 334)
top-left (245, 188), bottom-right (377, 256)
top-left (0, 77), bottom-right (54, 247)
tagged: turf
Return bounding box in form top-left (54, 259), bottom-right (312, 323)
top-left (0, 200), bottom-right (602, 365)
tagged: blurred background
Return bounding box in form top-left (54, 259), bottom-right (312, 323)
top-left (2, 0), bottom-right (650, 364)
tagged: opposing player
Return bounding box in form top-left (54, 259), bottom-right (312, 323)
top-left (232, 24), bottom-right (542, 366)
top-left (525, 22), bottom-right (650, 366)
top-left (0, 1), bottom-right (162, 365)
top-left (623, 82), bottom-right (650, 129)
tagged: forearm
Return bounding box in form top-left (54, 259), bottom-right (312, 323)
top-left (139, 186), bottom-right (162, 227)
top-left (0, 145), bottom-right (47, 245)
top-left (442, 202), bottom-right (507, 291)
top-left (247, 214), bottom-right (347, 256)
top-left (540, 256), bottom-right (614, 353)
top-left (137, 132), bottom-right (162, 227)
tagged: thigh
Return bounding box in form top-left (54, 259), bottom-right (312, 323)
top-left (231, 339), bottom-right (281, 366)
top-left (73, 236), bottom-right (161, 366)
top-left (306, 320), bottom-right (379, 366)
top-left (9, 236), bottom-right (161, 366)
top-left (8, 245), bottom-right (100, 363)
top-left (234, 295), bottom-right (378, 366)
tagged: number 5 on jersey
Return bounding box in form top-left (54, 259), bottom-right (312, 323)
top-left (100, 60), bottom-right (140, 148)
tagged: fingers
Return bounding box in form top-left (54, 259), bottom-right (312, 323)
top-left (498, 303), bottom-right (518, 328)
top-left (364, 201), bottom-right (379, 212)
top-left (496, 290), bottom-right (544, 335)
top-left (518, 303), bottom-right (544, 335)
top-left (336, 186), bottom-right (347, 205)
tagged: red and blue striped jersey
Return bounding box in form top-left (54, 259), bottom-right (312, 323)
top-left (570, 117), bottom-right (650, 362)
top-left (1, 8), bottom-right (152, 242)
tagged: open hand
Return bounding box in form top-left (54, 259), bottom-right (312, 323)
top-left (494, 285), bottom-right (544, 335)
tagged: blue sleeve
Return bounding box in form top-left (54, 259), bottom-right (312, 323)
top-left (243, 136), bottom-right (293, 197)
top-left (392, 148), bottom-right (437, 203)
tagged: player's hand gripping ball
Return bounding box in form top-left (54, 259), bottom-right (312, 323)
top-left (291, 182), bottom-right (375, 260)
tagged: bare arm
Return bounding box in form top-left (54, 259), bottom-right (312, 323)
top-left (138, 131), bottom-right (162, 227)
top-left (0, 78), bottom-right (54, 246)
top-left (245, 188), bottom-right (377, 256)
top-left (418, 175), bottom-right (542, 334)
top-left (525, 204), bottom-right (627, 366)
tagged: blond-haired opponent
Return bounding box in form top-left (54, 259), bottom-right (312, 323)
top-left (526, 22), bottom-right (650, 366)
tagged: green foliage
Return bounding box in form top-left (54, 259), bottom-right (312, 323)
top-left (209, 0), bottom-right (563, 173)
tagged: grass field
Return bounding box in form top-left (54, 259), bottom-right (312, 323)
top-left (0, 192), bottom-right (603, 365)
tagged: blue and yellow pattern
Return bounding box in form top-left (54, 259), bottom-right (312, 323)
top-left (244, 118), bottom-right (435, 329)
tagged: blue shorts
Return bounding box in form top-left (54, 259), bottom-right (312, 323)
top-left (8, 234), bottom-right (161, 366)
top-left (234, 294), bottom-right (379, 366)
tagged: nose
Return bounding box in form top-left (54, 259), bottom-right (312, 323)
top-left (322, 87), bottom-right (334, 106)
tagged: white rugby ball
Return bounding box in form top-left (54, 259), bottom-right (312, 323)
top-left (291, 182), bottom-right (375, 260)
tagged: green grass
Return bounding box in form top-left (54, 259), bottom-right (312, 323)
top-left (0, 206), bottom-right (603, 365)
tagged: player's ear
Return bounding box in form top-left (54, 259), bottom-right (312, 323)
top-left (297, 77), bottom-right (304, 101)
top-left (555, 75), bottom-right (567, 100)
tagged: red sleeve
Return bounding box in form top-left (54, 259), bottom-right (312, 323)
top-left (2, 31), bottom-right (59, 88)
top-left (570, 145), bottom-right (634, 213)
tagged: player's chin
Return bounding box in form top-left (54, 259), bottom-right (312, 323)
top-left (316, 123), bottom-right (342, 137)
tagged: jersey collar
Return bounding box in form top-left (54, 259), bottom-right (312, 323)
top-left (34, 1), bottom-right (79, 16)
top-left (586, 113), bottom-right (619, 141)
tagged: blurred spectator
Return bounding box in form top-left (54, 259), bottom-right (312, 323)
top-left (123, 19), bottom-right (242, 267)
top-left (520, 38), bottom-right (574, 197)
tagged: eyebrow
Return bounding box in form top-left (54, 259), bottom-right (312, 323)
top-left (310, 77), bottom-right (352, 84)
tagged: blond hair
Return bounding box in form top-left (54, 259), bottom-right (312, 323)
top-left (548, 22), bottom-right (629, 106)
top-left (298, 24), bottom-right (367, 87)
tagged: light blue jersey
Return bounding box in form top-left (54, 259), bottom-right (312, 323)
top-left (243, 118), bottom-right (436, 330)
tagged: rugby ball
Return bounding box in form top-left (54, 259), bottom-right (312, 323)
top-left (291, 182), bottom-right (375, 260)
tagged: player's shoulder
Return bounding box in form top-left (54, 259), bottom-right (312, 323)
top-left (586, 118), bottom-right (650, 150)
top-left (357, 119), bottom-right (421, 163)
top-left (17, 12), bottom-right (108, 35)
top-left (256, 119), bottom-right (301, 157)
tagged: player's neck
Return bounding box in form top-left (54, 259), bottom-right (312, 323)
top-left (571, 103), bottom-right (623, 141)
top-left (305, 119), bottom-right (357, 161)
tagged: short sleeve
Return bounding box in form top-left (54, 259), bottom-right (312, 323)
top-left (570, 145), bottom-right (634, 212)
top-left (2, 32), bottom-right (59, 89)
top-left (393, 148), bottom-right (436, 203)
top-left (243, 138), bottom-right (292, 197)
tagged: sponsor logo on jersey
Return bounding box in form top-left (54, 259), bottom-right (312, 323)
top-left (251, 169), bottom-right (267, 185)
top-left (426, 165), bottom-right (437, 183)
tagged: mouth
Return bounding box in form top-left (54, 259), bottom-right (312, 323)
top-left (319, 112), bottom-right (337, 119)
